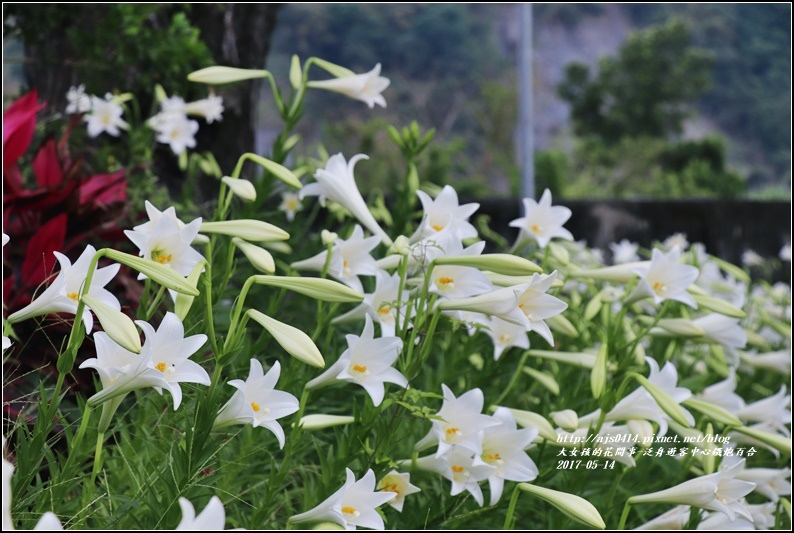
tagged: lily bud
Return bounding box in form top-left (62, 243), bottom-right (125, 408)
top-left (568, 261), bottom-right (650, 283)
top-left (102, 249), bottom-right (199, 296)
top-left (682, 398), bottom-right (742, 427)
top-left (221, 176), bottom-right (257, 202)
top-left (390, 235), bottom-right (411, 256)
top-left (82, 295), bottom-right (141, 354)
top-left (200, 220), bottom-right (289, 242)
top-left (546, 314), bottom-right (579, 338)
top-left (433, 253), bottom-right (542, 276)
top-left (290, 55), bottom-right (303, 90)
top-left (692, 294), bottom-right (746, 319)
top-left (550, 410), bottom-right (579, 432)
top-left (321, 230), bottom-right (338, 246)
top-left (547, 241), bottom-right (570, 266)
top-left (527, 349), bottom-right (596, 369)
top-left (507, 408), bottom-right (557, 442)
top-left (522, 367), bottom-right (560, 395)
top-left (297, 414), bottom-right (356, 430)
top-left (253, 275), bottom-right (364, 303)
top-left (590, 343), bottom-right (608, 399)
top-left (188, 65), bottom-right (271, 84)
top-left (233, 238), bottom-right (275, 273)
top-left (631, 373), bottom-right (691, 427)
top-left (174, 261), bottom-right (207, 320)
top-left (517, 484), bottom-right (606, 530)
top-left (247, 310), bottom-right (324, 368)
top-left (652, 318), bottom-right (707, 338)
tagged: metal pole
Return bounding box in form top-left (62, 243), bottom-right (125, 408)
top-left (519, 3), bottom-right (534, 204)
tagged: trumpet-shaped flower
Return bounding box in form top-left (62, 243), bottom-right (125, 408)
top-left (414, 447), bottom-right (495, 507)
top-left (153, 113), bottom-right (199, 155)
top-left (85, 95), bottom-right (128, 137)
top-left (479, 315), bottom-right (530, 361)
top-left (697, 371), bottom-right (744, 414)
top-left (509, 189), bottom-right (573, 249)
top-left (333, 270), bottom-right (412, 337)
top-left (125, 210), bottom-right (205, 278)
top-left (135, 312), bottom-right (209, 410)
top-left (214, 359), bottom-right (299, 448)
top-left (308, 63), bottom-right (390, 109)
top-left (175, 496), bottom-right (226, 530)
top-left (735, 465), bottom-right (791, 502)
top-left (415, 384), bottom-right (502, 458)
top-left (279, 191), bottom-right (304, 222)
top-left (7, 245), bottom-right (120, 333)
top-left (289, 468), bottom-right (396, 530)
top-left (376, 470), bottom-right (421, 512)
top-left (300, 153), bottom-right (391, 245)
top-left (183, 95), bottom-right (224, 123)
top-left (413, 185), bottom-right (479, 241)
top-left (430, 241), bottom-right (493, 300)
top-left (692, 314), bottom-right (747, 350)
top-left (478, 407), bottom-right (539, 505)
top-left (305, 315), bottom-right (405, 407)
top-left (629, 459), bottom-right (755, 522)
top-left (736, 386), bottom-right (791, 431)
top-left (515, 271), bottom-right (568, 345)
top-left (630, 246), bottom-right (699, 308)
top-left (65, 84), bottom-right (90, 114)
top-left (291, 225), bottom-right (380, 293)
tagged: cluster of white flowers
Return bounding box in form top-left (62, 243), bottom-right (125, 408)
top-left (65, 85), bottom-right (223, 155)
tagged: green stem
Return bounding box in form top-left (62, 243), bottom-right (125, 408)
top-left (617, 501), bottom-right (632, 530)
top-left (144, 285), bottom-right (166, 320)
top-left (503, 485), bottom-right (522, 530)
top-left (494, 351), bottom-right (531, 406)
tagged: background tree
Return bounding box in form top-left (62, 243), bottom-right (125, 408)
top-left (558, 19), bottom-right (713, 143)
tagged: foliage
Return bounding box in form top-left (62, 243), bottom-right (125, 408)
top-left (558, 19), bottom-right (713, 143)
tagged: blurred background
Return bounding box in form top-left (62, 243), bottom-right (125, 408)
top-left (3, 3), bottom-right (791, 266)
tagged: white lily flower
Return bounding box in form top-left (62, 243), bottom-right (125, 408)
top-left (135, 312), bottom-right (210, 410)
top-left (740, 350), bottom-right (791, 375)
top-left (305, 315), bottom-right (405, 407)
top-left (414, 447), bottom-right (494, 507)
top-left (780, 243), bottom-right (791, 262)
top-left (515, 271), bottom-right (568, 345)
top-left (630, 246), bottom-right (699, 308)
top-left (697, 370), bottom-right (744, 414)
top-left (214, 359), bottom-right (299, 448)
top-left (175, 496), bottom-right (226, 530)
top-left (291, 225), bottom-right (380, 293)
top-left (741, 249), bottom-right (764, 268)
top-left (696, 262), bottom-right (746, 310)
top-left (84, 95), bottom-right (129, 137)
top-left (479, 315), bottom-right (530, 361)
top-left (376, 470), bottom-right (421, 512)
top-left (509, 189), bottom-right (573, 249)
top-left (736, 386), bottom-right (791, 431)
top-left (152, 113), bottom-right (199, 155)
top-left (289, 468), bottom-right (396, 530)
top-left (478, 407), bottom-right (539, 505)
top-left (65, 84), bottom-right (90, 114)
top-left (301, 154), bottom-right (391, 245)
top-left (634, 506), bottom-right (691, 530)
top-left (430, 240), bottom-right (493, 299)
top-left (610, 239), bottom-right (640, 264)
top-left (413, 185), bottom-right (479, 241)
top-left (279, 192), bottom-right (304, 222)
top-left (125, 211), bottom-right (205, 278)
top-left (629, 459), bottom-right (755, 522)
top-left (7, 245), bottom-right (121, 333)
top-left (308, 63), bottom-right (390, 109)
top-left (183, 95), bottom-right (224, 123)
top-left (663, 233), bottom-right (689, 252)
top-left (414, 384), bottom-right (502, 458)
top-left (580, 358), bottom-right (694, 437)
top-left (735, 466), bottom-right (791, 502)
top-left (333, 270), bottom-right (412, 337)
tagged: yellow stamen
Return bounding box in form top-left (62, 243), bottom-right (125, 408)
top-left (155, 362), bottom-right (167, 373)
top-left (445, 427), bottom-right (460, 436)
top-left (352, 364), bottom-right (368, 373)
top-left (342, 506), bottom-right (357, 515)
top-left (152, 250), bottom-right (173, 264)
top-left (251, 402), bottom-right (261, 412)
top-left (498, 334), bottom-right (511, 344)
top-left (486, 453), bottom-right (502, 461)
top-left (531, 224), bottom-right (541, 233)
top-left (377, 306), bottom-right (391, 315)
top-left (431, 224), bottom-right (444, 231)
top-left (67, 292), bottom-right (80, 301)
top-left (451, 465), bottom-right (464, 473)
top-left (652, 281), bottom-right (666, 294)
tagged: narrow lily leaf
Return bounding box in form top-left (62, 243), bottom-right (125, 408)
top-left (631, 373), bottom-right (691, 427)
top-left (289, 55), bottom-right (302, 90)
top-left (102, 249), bottom-right (198, 296)
top-left (233, 238), bottom-right (275, 273)
top-left (433, 253), bottom-right (542, 276)
top-left (188, 66), bottom-right (271, 84)
top-left (546, 314), bottom-right (579, 338)
top-left (253, 275), bottom-right (364, 303)
top-left (221, 176), bottom-right (257, 201)
top-left (522, 367), bottom-right (560, 395)
top-left (518, 483), bottom-right (606, 530)
top-left (82, 295), bottom-right (141, 354)
top-left (683, 398), bottom-right (743, 428)
top-left (297, 414), bottom-right (356, 430)
top-left (174, 261), bottom-right (207, 320)
top-left (692, 294), bottom-right (746, 319)
top-left (591, 343), bottom-right (608, 399)
top-left (247, 309), bottom-right (324, 368)
top-left (200, 220), bottom-right (289, 242)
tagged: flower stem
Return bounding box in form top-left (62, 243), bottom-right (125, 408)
top-left (503, 484), bottom-right (522, 529)
top-left (617, 501), bottom-right (632, 530)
